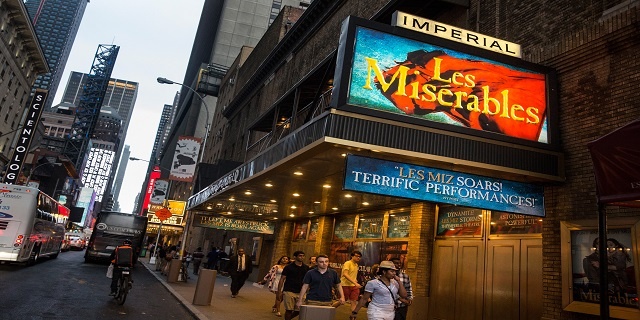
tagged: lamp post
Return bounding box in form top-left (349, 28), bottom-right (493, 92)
top-left (130, 156), bottom-right (172, 264)
top-left (157, 76), bottom-right (211, 259)
top-left (26, 162), bottom-right (62, 185)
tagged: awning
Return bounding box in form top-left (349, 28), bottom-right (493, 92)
top-left (587, 118), bottom-right (640, 207)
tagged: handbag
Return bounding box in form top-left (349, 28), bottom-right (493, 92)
top-left (106, 264), bottom-right (114, 279)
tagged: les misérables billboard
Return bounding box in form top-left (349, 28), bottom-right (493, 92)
top-left (332, 15), bottom-right (558, 147)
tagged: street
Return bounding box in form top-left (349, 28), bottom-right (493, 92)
top-left (0, 250), bottom-right (195, 320)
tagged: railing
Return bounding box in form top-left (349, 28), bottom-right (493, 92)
top-left (246, 89), bottom-right (332, 160)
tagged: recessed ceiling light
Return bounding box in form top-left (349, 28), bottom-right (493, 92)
top-left (289, 214), bottom-right (295, 217)
top-left (217, 203), bottom-right (222, 206)
top-left (290, 205), bottom-right (297, 209)
top-left (314, 201), bottom-right (320, 204)
top-left (253, 205), bottom-right (258, 207)
top-left (265, 183), bottom-right (273, 187)
top-left (390, 214), bottom-right (395, 217)
top-left (344, 194), bottom-right (352, 198)
top-left (292, 193), bottom-right (300, 197)
top-left (270, 199), bottom-right (277, 203)
top-left (293, 171), bottom-right (303, 176)
top-left (227, 212), bottom-right (233, 215)
top-left (341, 153), bottom-right (347, 157)
top-left (206, 205), bottom-right (213, 210)
top-left (273, 209), bottom-right (278, 213)
top-left (229, 198), bottom-right (235, 201)
top-left (274, 217), bottom-right (278, 220)
top-left (308, 211), bottom-right (314, 214)
top-left (239, 208), bottom-right (244, 211)
top-left (245, 191), bottom-right (252, 195)
top-left (362, 202), bottom-right (369, 205)
top-left (332, 207), bottom-right (338, 210)
top-left (360, 218), bottom-right (365, 220)
top-left (258, 213), bottom-right (263, 216)
top-left (322, 184), bottom-right (331, 188)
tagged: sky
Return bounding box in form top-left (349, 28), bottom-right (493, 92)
top-left (50, 0), bottom-right (205, 212)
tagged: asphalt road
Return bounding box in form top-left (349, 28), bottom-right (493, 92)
top-left (0, 250), bottom-right (195, 320)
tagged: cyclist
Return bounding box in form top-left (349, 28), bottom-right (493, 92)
top-left (109, 239), bottom-right (134, 296)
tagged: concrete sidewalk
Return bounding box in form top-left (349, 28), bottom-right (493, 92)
top-left (139, 257), bottom-right (368, 320)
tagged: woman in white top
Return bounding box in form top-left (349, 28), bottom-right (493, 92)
top-left (259, 255), bottom-right (290, 317)
top-left (349, 260), bottom-right (408, 320)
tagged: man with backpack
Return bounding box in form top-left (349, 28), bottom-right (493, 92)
top-left (109, 239), bottom-right (134, 296)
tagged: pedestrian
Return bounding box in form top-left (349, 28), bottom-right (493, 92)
top-left (259, 255), bottom-right (290, 317)
top-left (184, 251), bottom-right (192, 269)
top-left (350, 261), bottom-right (408, 320)
top-left (192, 247), bottom-right (205, 274)
top-left (309, 256), bottom-right (317, 269)
top-left (391, 258), bottom-right (413, 320)
top-left (277, 251), bottom-right (309, 320)
top-left (206, 246), bottom-right (219, 270)
top-left (341, 250), bottom-right (363, 313)
top-left (225, 248), bottom-right (253, 297)
top-left (297, 254), bottom-right (345, 308)
top-left (156, 245), bottom-right (167, 272)
top-left (163, 245), bottom-right (177, 276)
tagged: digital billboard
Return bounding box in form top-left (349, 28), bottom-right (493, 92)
top-left (81, 147), bottom-right (115, 201)
top-left (333, 16), bottom-right (557, 146)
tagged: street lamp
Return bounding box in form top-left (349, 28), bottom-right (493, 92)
top-left (26, 162), bottom-right (62, 185)
top-left (156, 77), bottom-right (210, 163)
top-left (156, 77), bottom-right (211, 259)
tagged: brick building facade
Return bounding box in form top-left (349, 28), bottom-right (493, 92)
top-left (186, 1), bottom-right (640, 319)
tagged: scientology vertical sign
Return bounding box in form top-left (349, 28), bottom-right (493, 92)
top-left (344, 155), bottom-right (545, 216)
top-left (3, 90), bottom-right (48, 184)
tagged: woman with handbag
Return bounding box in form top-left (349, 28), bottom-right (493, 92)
top-left (349, 261), bottom-right (408, 320)
top-left (258, 256), bottom-right (290, 317)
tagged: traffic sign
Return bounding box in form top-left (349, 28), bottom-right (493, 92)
top-left (154, 208), bottom-right (172, 221)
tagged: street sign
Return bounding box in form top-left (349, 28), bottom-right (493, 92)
top-left (154, 208), bottom-right (172, 221)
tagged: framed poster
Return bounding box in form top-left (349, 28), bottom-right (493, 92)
top-left (333, 215), bottom-right (356, 241)
top-left (356, 214), bottom-right (384, 239)
top-left (490, 211), bottom-right (543, 235)
top-left (436, 206), bottom-right (483, 237)
top-left (293, 221), bottom-right (309, 241)
top-left (387, 214), bottom-right (410, 238)
top-left (251, 237), bottom-right (262, 266)
top-left (561, 219), bottom-right (640, 319)
top-left (308, 218), bottom-right (319, 241)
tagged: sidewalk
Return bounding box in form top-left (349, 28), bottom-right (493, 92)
top-left (139, 257), bottom-right (368, 320)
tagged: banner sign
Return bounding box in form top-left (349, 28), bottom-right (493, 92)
top-left (3, 90), bottom-right (48, 184)
top-left (150, 179), bottom-right (169, 204)
top-left (392, 11), bottom-right (521, 58)
top-left (193, 214), bottom-right (275, 234)
top-left (170, 136), bottom-right (201, 182)
top-left (344, 155), bottom-right (545, 216)
top-left (146, 213), bottom-right (183, 226)
top-left (148, 200), bottom-right (186, 216)
top-left (334, 17), bottom-right (555, 145)
top-left (140, 167), bottom-right (161, 215)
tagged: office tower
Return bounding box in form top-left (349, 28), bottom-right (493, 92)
top-left (23, 0), bottom-right (89, 110)
top-left (111, 144), bottom-right (130, 210)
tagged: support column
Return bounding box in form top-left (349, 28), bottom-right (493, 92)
top-left (406, 202), bottom-right (436, 320)
top-left (314, 216), bottom-right (333, 256)
top-left (272, 221), bottom-right (294, 265)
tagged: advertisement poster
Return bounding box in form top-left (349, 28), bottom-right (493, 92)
top-left (571, 228), bottom-right (637, 308)
top-left (169, 136), bottom-right (201, 182)
top-left (356, 214), bottom-right (384, 239)
top-left (333, 215), bottom-right (355, 241)
top-left (293, 221), bottom-right (308, 241)
top-left (150, 180), bottom-right (169, 205)
top-left (387, 214), bottom-right (410, 238)
top-left (436, 206), bottom-right (483, 237)
top-left (347, 26), bottom-right (548, 143)
top-left (490, 211), bottom-right (543, 235)
top-left (308, 218), bottom-right (319, 241)
top-left (344, 155), bottom-right (545, 216)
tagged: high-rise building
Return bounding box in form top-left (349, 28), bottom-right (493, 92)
top-left (23, 0), bottom-right (89, 110)
top-left (110, 144), bottom-right (130, 211)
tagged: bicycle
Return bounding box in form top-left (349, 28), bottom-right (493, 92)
top-left (114, 266), bottom-right (133, 305)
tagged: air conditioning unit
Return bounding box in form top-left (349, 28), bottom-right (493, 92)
top-left (229, 78), bottom-right (235, 85)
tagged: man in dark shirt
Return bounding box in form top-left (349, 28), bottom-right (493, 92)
top-left (297, 254), bottom-right (344, 308)
top-left (277, 251), bottom-right (309, 320)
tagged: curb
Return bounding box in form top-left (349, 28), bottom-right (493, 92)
top-left (140, 261), bottom-right (208, 320)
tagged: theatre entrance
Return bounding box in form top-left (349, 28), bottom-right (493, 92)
top-left (428, 206), bottom-right (543, 320)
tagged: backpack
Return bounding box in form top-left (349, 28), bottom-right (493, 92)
top-left (115, 246), bottom-right (133, 267)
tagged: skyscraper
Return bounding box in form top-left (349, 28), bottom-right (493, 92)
top-left (110, 144), bottom-right (130, 211)
top-left (23, 0), bottom-right (89, 110)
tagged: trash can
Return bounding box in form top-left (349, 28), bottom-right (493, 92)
top-left (193, 269), bottom-right (217, 305)
top-left (167, 259), bottom-right (181, 283)
top-left (299, 305), bottom-right (336, 320)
